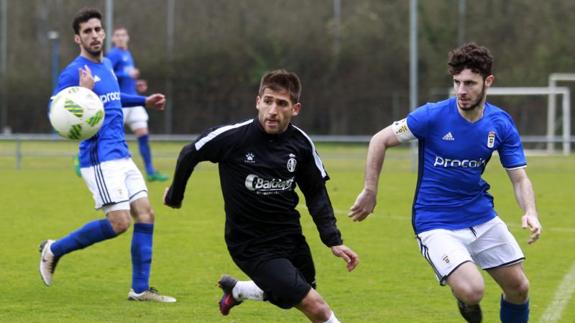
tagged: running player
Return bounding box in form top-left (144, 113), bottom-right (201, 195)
top-left (164, 69), bottom-right (358, 322)
top-left (349, 43), bottom-right (542, 323)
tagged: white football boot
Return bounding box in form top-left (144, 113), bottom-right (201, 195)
top-left (128, 287), bottom-right (177, 303)
top-left (39, 240), bottom-right (60, 286)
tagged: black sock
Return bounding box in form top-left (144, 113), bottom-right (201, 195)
top-left (457, 298), bottom-right (482, 323)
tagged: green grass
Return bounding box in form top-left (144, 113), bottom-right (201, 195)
top-left (0, 140), bottom-right (574, 322)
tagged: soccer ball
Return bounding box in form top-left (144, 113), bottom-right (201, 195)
top-left (49, 86), bottom-right (105, 140)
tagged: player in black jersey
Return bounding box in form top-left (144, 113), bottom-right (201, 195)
top-left (164, 69), bottom-right (358, 323)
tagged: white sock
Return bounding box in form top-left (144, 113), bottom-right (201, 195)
top-left (323, 311), bottom-right (340, 323)
top-left (233, 280), bottom-right (264, 301)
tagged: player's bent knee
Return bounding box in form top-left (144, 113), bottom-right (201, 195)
top-left (107, 211), bottom-right (132, 234)
top-left (464, 289), bottom-right (484, 305)
top-left (133, 127), bottom-right (149, 137)
top-left (507, 277), bottom-right (530, 302)
top-left (518, 278), bottom-right (530, 296)
top-left (130, 198), bottom-right (155, 223)
top-left (111, 219), bottom-right (131, 234)
top-left (454, 285), bottom-right (484, 305)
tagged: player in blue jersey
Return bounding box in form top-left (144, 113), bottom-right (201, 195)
top-left (106, 26), bottom-right (168, 182)
top-left (39, 8), bottom-right (175, 303)
top-left (349, 43), bottom-right (542, 323)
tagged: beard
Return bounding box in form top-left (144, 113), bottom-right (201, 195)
top-left (85, 47), bottom-right (102, 57)
top-left (82, 42), bottom-right (103, 58)
top-left (458, 84), bottom-right (486, 111)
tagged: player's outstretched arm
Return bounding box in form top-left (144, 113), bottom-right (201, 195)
top-left (506, 168), bottom-right (542, 244)
top-left (128, 67), bottom-right (140, 79)
top-left (330, 245), bottom-right (359, 272)
top-left (349, 125), bottom-right (401, 222)
top-left (145, 93), bottom-right (166, 111)
top-left (164, 141), bottom-right (211, 209)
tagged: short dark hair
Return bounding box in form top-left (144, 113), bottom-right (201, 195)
top-left (258, 69), bottom-right (302, 104)
top-left (447, 42), bottom-right (493, 79)
top-left (72, 8), bottom-right (102, 35)
top-left (113, 26), bottom-right (128, 33)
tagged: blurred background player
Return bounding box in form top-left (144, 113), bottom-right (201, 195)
top-left (39, 8), bottom-right (175, 303)
top-left (106, 26), bottom-right (168, 182)
top-left (136, 79), bottom-right (148, 95)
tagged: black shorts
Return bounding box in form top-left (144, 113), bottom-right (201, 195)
top-left (231, 238), bottom-right (316, 309)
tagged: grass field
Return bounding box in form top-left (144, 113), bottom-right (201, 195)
top-left (1, 140), bottom-right (574, 322)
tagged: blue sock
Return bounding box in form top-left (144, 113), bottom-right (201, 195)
top-left (138, 135), bottom-right (155, 175)
top-left (131, 223), bottom-right (154, 293)
top-left (500, 296), bottom-right (529, 323)
top-left (51, 219), bottom-right (117, 257)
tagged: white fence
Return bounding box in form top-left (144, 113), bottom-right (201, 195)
top-left (1, 132), bottom-right (572, 170)
top-left (449, 86), bottom-right (572, 155)
top-left (0, 133), bottom-right (372, 169)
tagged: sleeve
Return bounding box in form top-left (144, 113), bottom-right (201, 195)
top-left (498, 114), bottom-right (527, 169)
top-left (49, 66), bottom-right (80, 111)
top-left (164, 127), bottom-right (230, 207)
top-left (296, 144), bottom-right (343, 247)
top-left (52, 67), bottom-right (79, 95)
top-left (406, 103), bottom-right (431, 140)
top-left (121, 93), bottom-right (146, 107)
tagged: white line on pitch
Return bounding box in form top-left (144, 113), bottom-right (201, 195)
top-left (538, 262), bottom-right (575, 323)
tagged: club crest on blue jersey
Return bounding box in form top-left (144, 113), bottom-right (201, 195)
top-left (287, 153), bottom-right (297, 173)
top-left (487, 131), bottom-right (496, 148)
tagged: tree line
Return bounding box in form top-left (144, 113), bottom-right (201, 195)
top-left (2, 0), bottom-right (574, 136)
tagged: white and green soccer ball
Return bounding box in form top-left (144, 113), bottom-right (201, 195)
top-left (49, 86), bottom-right (105, 140)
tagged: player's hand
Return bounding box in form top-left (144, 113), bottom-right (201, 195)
top-left (163, 187), bottom-right (181, 209)
top-left (79, 65), bottom-right (95, 89)
top-left (331, 245), bottom-right (359, 272)
top-left (145, 93), bottom-right (166, 111)
top-left (348, 188), bottom-right (377, 222)
top-left (521, 213), bottom-right (542, 244)
top-left (129, 67), bottom-right (140, 79)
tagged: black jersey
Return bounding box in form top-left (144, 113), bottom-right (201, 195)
top-left (165, 119), bottom-right (343, 258)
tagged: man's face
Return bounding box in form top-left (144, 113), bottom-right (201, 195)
top-left (136, 79), bottom-right (148, 94)
top-left (112, 28), bottom-right (129, 49)
top-left (453, 68), bottom-right (493, 111)
top-left (75, 18), bottom-right (105, 58)
top-left (256, 88), bottom-right (301, 134)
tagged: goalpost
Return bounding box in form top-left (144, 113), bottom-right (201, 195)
top-left (450, 86), bottom-right (571, 155)
top-left (548, 73), bottom-right (575, 154)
